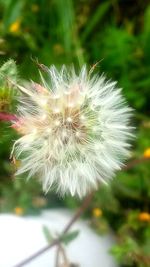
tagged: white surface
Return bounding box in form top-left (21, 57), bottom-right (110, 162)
top-left (0, 209), bottom-right (118, 267)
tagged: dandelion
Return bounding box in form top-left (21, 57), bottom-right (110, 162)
top-left (11, 65), bottom-right (133, 197)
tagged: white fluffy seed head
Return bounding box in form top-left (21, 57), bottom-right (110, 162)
top-left (12, 65), bottom-right (134, 198)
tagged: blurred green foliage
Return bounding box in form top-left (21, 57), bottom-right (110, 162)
top-left (0, 0), bottom-right (150, 111)
top-left (0, 1), bottom-right (150, 267)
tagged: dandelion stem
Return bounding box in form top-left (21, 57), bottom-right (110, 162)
top-left (55, 243), bottom-right (70, 267)
top-left (122, 157), bottom-right (150, 170)
top-left (55, 245), bottom-right (61, 267)
top-left (8, 157), bottom-right (150, 267)
top-left (12, 192), bottom-right (94, 267)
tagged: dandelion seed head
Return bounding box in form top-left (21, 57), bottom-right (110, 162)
top-left (12, 65), bottom-right (133, 198)
top-left (53, 108), bottom-right (60, 114)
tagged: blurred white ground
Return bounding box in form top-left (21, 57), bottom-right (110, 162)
top-left (0, 209), bottom-right (118, 267)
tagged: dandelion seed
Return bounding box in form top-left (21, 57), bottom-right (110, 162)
top-left (66, 117), bottom-right (72, 123)
top-left (54, 120), bottom-right (61, 126)
top-left (46, 128), bottom-right (52, 134)
top-left (53, 108), bottom-right (60, 114)
top-left (11, 65), bottom-right (134, 198)
top-left (32, 128), bottom-right (37, 135)
top-left (39, 98), bottom-right (48, 107)
top-left (67, 103), bottom-right (74, 108)
top-left (41, 114), bottom-right (47, 120)
top-left (80, 115), bottom-right (86, 121)
top-left (76, 131), bottom-right (80, 137)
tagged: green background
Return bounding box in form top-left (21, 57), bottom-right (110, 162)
top-left (0, 1), bottom-right (150, 266)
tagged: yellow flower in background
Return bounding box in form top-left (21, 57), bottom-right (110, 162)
top-left (93, 208), bottom-right (103, 218)
top-left (31, 4), bottom-right (39, 12)
top-left (9, 20), bottom-right (20, 33)
top-left (14, 207), bottom-right (24, 216)
top-left (138, 212), bottom-right (150, 222)
top-left (143, 148), bottom-right (150, 158)
top-left (53, 44), bottom-right (64, 55)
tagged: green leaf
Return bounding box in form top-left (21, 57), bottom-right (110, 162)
top-left (0, 59), bottom-right (18, 93)
top-left (3, 0), bottom-right (24, 29)
top-left (0, 59), bottom-right (18, 112)
top-left (111, 237), bottom-right (139, 264)
top-left (60, 230), bottom-right (79, 245)
top-left (142, 5), bottom-right (150, 61)
top-left (82, 1), bottom-right (110, 41)
top-left (143, 5), bottom-right (150, 38)
top-left (0, 59), bottom-right (17, 82)
top-left (54, 0), bottom-right (75, 53)
top-left (42, 225), bottom-right (53, 244)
